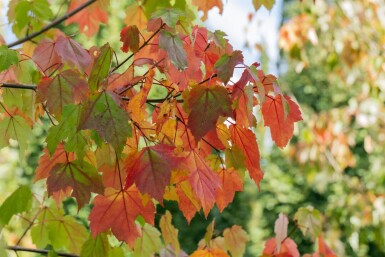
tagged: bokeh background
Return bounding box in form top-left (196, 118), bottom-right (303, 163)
top-left (1, 0), bottom-right (385, 256)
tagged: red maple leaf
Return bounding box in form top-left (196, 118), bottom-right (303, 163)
top-left (261, 95), bottom-right (302, 148)
top-left (89, 186), bottom-right (155, 247)
top-left (229, 124), bottom-right (263, 186)
top-left (125, 144), bottom-right (183, 202)
top-left (65, 0), bottom-right (108, 37)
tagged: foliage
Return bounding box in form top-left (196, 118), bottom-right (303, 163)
top-left (0, 0), bottom-right (339, 257)
top-left (252, 0), bottom-right (385, 256)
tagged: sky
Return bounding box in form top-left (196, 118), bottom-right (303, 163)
top-left (205, 0), bottom-right (283, 75)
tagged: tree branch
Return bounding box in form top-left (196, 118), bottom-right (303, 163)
top-left (6, 0), bottom-right (97, 48)
top-left (0, 83), bottom-right (36, 90)
top-left (6, 246), bottom-right (79, 257)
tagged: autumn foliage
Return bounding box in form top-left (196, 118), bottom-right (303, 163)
top-left (0, 0), bottom-right (337, 256)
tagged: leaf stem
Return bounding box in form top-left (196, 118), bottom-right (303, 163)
top-left (5, 246), bottom-right (79, 257)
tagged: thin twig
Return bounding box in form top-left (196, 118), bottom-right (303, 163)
top-left (6, 0), bottom-right (97, 48)
top-left (6, 246), bottom-right (79, 257)
top-left (0, 83), bottom-right (36, 90)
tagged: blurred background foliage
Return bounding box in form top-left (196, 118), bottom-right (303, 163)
top-left (1, 0), bottom-right (385, 256)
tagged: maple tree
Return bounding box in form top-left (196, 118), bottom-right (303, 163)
top-left (0, 0), bottom-right (337, 256)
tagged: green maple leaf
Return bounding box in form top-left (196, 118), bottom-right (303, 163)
top-left (0, 186), bottom-right (32, 227)
top-left (46, 104), bottom-right (88, 159)
top-left (294, 206), bottom-right (323, 241)
top-left (31, 206), bottom-right (88, 254)
top-left (78, 92), bottom-right (131, 156)
top-left (0, 115), bottom-right (32, 156)
top-left (0, 46), bottom-right (18, 72)
top-left (133, 224), bottom-right (162, 257)
top-left (89, 43), bottom-right (113, 93)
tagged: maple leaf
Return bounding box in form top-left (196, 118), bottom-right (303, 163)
top-left (46, 104), bottom-right (89, 159)
top-left (274, 213), bottom-right (289, 253)
top-left (32, 39), bottom-right (61, 75)
top-left (120, 25), bottom-right (140, 53)
top-left (0, 115), bottom-right (32, 156)
top-left (232, 75), bottom-right (255, 127)
top-left (263, 237), bottom-right (300, 257)
top-left (261, 95), bottom-right (302, 148)
top-left (133, 223), bottom-right (162, 257)
top-left (37, 70), bottom-right (88, 119)
top-left (175, 182), bottom-right (201, 223)
top-left (229, 124), bottom-right (263, 186)
top-left (223, 225), bottom-right (249, 257)
top-left (89, 186), bottom-right (155, 247)
top-left (65, 0), bottom-right (108, 37)
top-left (125, 144), bottom-right (183, 202)
top-left (215, 168), bottom-right (243, 212)
top-left (166, 44), bottom-right (203, 90)
top-left (88, 43), bottom-right (113, 92)
top-left (179, 150), bottom-right (221, 216)
top-left (192, 0), bottom-right (223, 21)
top-left (190, 249), bottom-right (230, 257)
top-left (151, 7), bottom-right (184, 28)
top-left (187, 85), bottom-right (232, 142)
top-left (47, 160), bottom-right (104, 208)
top-left (78, 92), bottom-right (131, 155)
top-left (80, 233), bottom-right (111, 257)
top-left (160, 210), bottom-right (180, 254)
top-left (31, 205), bottom-right (88, 254)
top-left (55, 35), bottom-right (92, 72)
top-left (294, 206), bottom-right (322, 240)
top-left (317, 235), bottom-right (337, 257)
top-left (100, 160), bottom-right (127, 190)
top-left (0, 45), bottom-right (18, 72)
top-left (214, 51), bottom-right (244, 84)
top-left (124, 3), bottom-right (147, 31)
top-left (159, 31), bottom-right (188, 70)
top-left (0, 186), bottom-right (32, 227)
top-left (35, 144), bottom-right (74, 181)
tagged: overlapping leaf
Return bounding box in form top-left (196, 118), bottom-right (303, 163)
top-left (261, 95), bottom-right (302, 148)
top-left (88, 43), bottom-right (113, 92)
top-left (65, 0), bottom-right (108, 37)
top-left (215, 168), bottom-right (243, 212)
top-left (187, 85), bottom-right (232, 142)
top-left (89, 186), bottom-right (155, 247)
top-left (47, 159), bottom-right (103, 208)
top-left (179, 150), bottom-right (221, 216)
top-left (125, 144), bottom-right (183, 202)
top-left (229, 124), bottom-right (263, 186)
top-left (0, 115), bottom-right (32, 156)
top-left (159, 31), bottom-right (188, 70)
top-left (78, 92), bottom-right (131, 155)
top-left (37, 70), bottom-right (88, 118)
